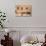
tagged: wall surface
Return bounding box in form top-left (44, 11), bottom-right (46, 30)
top-left (0, 0), bottom-right (46, 28)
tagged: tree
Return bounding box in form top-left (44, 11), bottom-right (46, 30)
top-left (0, 10), bottom-right (6, 28)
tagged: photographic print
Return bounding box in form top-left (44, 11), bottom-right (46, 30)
top-left (15, 4), bottom-right (32, 17)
